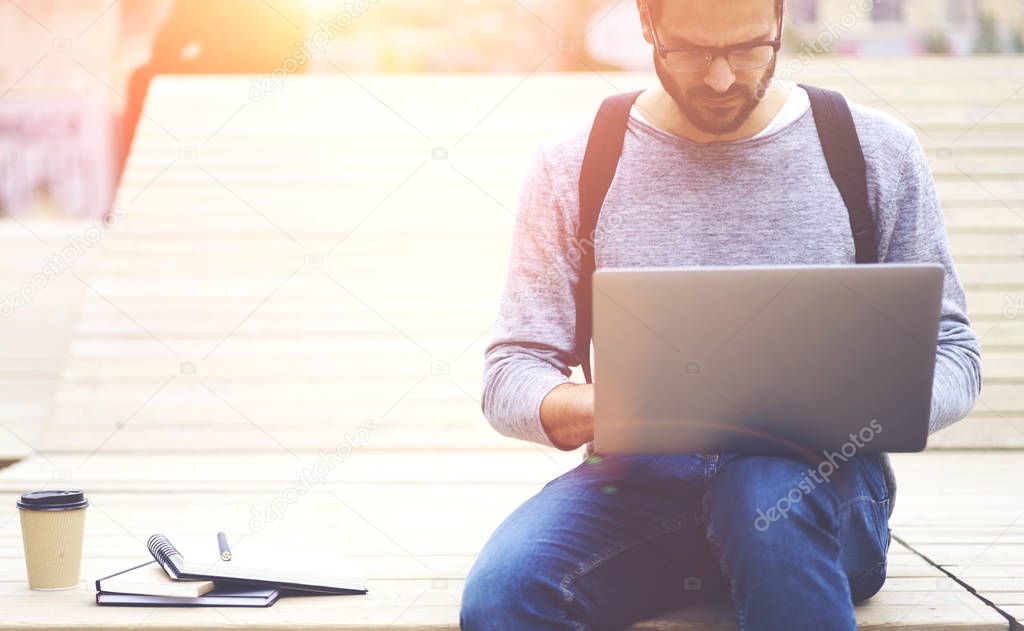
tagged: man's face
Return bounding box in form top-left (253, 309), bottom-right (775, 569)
top-left (641, 0), bottom-right (779, 136)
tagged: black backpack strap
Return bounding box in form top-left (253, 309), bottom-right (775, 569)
top-left (574, 86), bottom-right (877, 384)
top-left (800, 84), bottom-right (878, 264)
top-left (575, 90), bottom-right (643, 384)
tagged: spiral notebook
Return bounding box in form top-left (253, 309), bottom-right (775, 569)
top-left (147, 533), bottom-right (367, 595)
top-left (95, 561), bottom-right (279, 607)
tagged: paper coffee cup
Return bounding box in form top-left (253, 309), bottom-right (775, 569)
top-left (17, 490), bottom-right (88, 590)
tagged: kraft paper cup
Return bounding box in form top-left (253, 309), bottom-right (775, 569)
top-left (17, 490), bottom-right (88, 590)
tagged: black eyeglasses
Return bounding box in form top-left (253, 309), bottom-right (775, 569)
top-left (645, 3), bottom-right (782, 73)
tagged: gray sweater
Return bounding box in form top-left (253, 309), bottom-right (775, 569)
top-left (482, 97), bottom-right (983, 515)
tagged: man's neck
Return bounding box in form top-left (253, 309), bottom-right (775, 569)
top-left (634, 80), bottom-right (792, 144)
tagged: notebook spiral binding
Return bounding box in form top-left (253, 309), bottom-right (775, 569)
top-left (147, 534), bottom-right (183, 576)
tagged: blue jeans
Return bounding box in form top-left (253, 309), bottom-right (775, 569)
top-left (460, 452), bottom-right (891, 630)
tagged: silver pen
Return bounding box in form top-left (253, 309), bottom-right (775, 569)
top-left (217, 531), bottom-right (231, 561)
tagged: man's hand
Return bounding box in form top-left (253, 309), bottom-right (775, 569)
top-left (540, 383), bottom-right (595, 450)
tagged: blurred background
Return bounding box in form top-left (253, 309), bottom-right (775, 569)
top-left (2, 0), bottom-right (1024, 219)
top-left (1, 4), bottom-right (1023, 627)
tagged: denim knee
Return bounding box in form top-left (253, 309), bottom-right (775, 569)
top-left (460, 549), bottom-right (576, 630)
top-left (460, 565), bottom-right (513, 630)
top-left (461, 560), bottom-right (514, 630)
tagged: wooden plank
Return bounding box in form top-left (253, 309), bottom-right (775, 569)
top-left (886, 452), bottom-right (1024, 627)
top-left (16, 417), bottom-right (1024, 453)
top-left (0, 453), bottom-right (579, 489)
top-left (926, 418), bottom-right (1024, 449)
top-left (0, 220), bottom-right (96, 462)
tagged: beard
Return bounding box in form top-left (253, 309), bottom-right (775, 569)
top-left (654, 55), bottom-right (777, 137)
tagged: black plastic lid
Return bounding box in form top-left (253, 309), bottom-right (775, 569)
top-left (17, 489), bottom-right (89, 511)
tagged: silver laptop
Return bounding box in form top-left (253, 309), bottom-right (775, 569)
top-left (592, 264), bottom-right (944, 456)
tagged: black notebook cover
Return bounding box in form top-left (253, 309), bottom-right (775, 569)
top-left (96, 584), bottom-right (279, 607)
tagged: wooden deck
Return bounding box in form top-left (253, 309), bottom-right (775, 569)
top-left (1, 57), bottom-right (1023, 628)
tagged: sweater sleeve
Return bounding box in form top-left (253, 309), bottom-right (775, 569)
top-left (877, 134), bottom-right (983, 435)
top-left (481, 145), bottom-right (584, 447)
